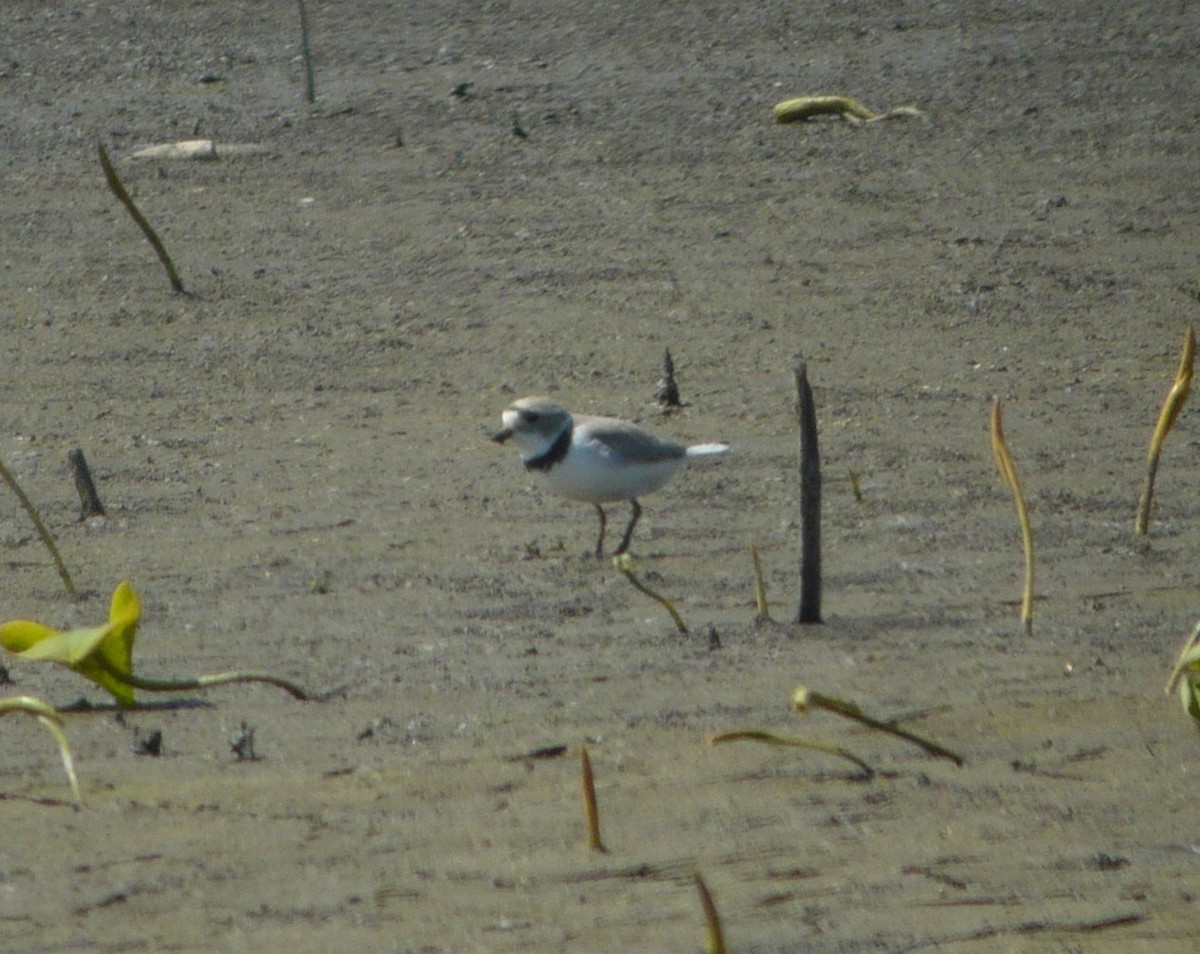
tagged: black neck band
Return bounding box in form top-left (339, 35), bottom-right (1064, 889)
top-left (524, 425), bottom-right (571, 472)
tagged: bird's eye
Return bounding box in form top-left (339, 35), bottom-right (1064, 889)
top-left (521, 410), bottom-right (540, 424)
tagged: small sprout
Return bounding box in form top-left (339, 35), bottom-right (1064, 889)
top-left (97, 141), bottom-right (186, 294)
top-left (793, 685), bottom-right (964, 766)
top-left (1136, 326), bottom-right (1194, 535)
top-left (772, 95), bottom-right (923, 124)
top-left (990, 398), bottom-right (1034, 636)
top-left (709, 729), bottom-right (874, 780)
top-left (693, 872), bottom-right (726, 954)
top-left (613, 554), bottom-right (687, 634)
top-left (580, 744), bottom-right (606, 853)
top-left (848, 470), bottom-right (864, 503)
top-left (748, 544), bottom-right (768, 628)
top-left (751, 544), bottom-right (771, 623)
top-left (1, 695), bottom-right (84, 807)
top-left (0, 454), bottom-right (76, 598)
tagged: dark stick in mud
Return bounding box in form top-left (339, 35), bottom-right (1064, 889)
top-left (795, 362), bottom-right (822, 624)
top-left (67, 448), bottom-right (105, 519)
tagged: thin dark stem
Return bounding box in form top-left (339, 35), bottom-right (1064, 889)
top-left (97, 141), bottom-right (185, 294)
top-left (794, 362), bottom-right (822, 623)
top-left (806, 691), bottom-right (965, 766)
top-left (0, 456), bottom-right (76, 598)
top-left (297, 0), bottom-right (316, 103)
top-left (93, 655), bottom-right (311, 701)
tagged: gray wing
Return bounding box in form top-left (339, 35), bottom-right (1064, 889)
top-left (577, 416), bottom-right (688, 465)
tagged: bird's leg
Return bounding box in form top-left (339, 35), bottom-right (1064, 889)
top-left (613, 499), bottom-right (642, 556)
top-left (593, 503), bottom-right (607, 558)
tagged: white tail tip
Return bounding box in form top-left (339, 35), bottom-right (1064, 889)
top-left (686, 442), bottom-right (730, 457)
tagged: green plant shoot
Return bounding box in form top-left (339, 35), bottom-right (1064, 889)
top-left (1166, 620), bottom-right (1200, 724)
top-left (0, 581), bottom-right (311, 706)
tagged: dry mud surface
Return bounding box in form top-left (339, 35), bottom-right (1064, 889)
top-left (2, 2), bottom-right (1200, 951)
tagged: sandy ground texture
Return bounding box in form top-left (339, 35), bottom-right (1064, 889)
top-left (2, 1), bottom-right (1200, 951)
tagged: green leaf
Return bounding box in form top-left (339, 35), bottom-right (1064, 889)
top-left (1180, 677), bottom-right (1200, 724)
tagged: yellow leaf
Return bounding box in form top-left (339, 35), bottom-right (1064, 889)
top-left (6, 624), bottom-right (112, 665)
top-left (0, 620), bottom-right (62, 655)
top-left (0, 581), bottom-right (141, 705)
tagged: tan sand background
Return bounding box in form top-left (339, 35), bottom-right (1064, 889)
top-left (2, 1), bottom-right (1199, 950)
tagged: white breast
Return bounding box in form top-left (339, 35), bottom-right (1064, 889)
top-left (537, 428), bottom-right (688, 503)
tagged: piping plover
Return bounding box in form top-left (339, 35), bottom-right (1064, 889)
top-left (493, 396), bottom-right (729, 557)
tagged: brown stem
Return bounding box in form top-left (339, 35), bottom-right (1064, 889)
top-left (97, 140), bottom-right (186, 294)
top-left (0, 455), bottom-right (76, 598)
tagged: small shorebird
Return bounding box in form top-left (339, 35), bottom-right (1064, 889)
top-left (493, 396), bottom-right (729, 557)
